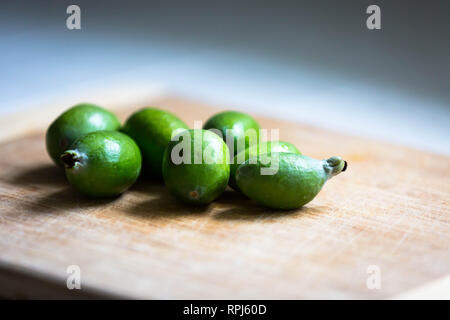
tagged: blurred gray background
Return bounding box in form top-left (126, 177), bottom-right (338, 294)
top-left (1, 0), bottom-right (449, 153)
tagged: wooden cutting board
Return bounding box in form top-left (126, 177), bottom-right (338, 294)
top-left (0, 95), bottom-right (449, 299)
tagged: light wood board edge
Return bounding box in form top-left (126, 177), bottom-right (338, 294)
top-left (0, 260), bottom-right (126, 300)
top-left (390, 275), bottom-right (450, 300)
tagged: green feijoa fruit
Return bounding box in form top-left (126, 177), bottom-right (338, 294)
top-left (61, 131), bottom-right (142, 198)
top-left (46, 103), bottom-right (120, 166)
top-left (229, 141), bottom-right (301, 191)
top-left (162, 129), bottom-right (230, 205)
top-left (121, 107), bottom-right (188, 177)
top-left (203, 111), bottom-right (260, 157)
top-left (236, 153), bottom-right (347, 210)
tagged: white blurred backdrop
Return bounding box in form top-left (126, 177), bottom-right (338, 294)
top-left (1, 0), bottom-right (449, 153)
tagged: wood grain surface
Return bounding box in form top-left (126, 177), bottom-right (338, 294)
top-left (0, 95), bottom-right (449, 299)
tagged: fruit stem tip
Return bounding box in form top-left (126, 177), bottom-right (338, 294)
top-left (325, 156), bottom-right (347, 177)
top-left (60, 150), bottom-right (80, 169)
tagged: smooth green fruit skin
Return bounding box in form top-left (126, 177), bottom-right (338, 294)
top-left (236, 153), bottom-right (345, 210)
top-left (122, 107), bottom-right (188, 178)
top-left (46, 103), bottom-right (121, 167)
top-left (229, 141), bottom-right (301, 191)
top-left (203, 111), bottom-right (260, 157)
top-left (162, 129), bottom-right (230, 205)
top-left (62, 131), bottom-right (142, 198)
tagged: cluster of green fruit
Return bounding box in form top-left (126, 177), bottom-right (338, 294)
top-left (46, 103), bottom-right (347, 210)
